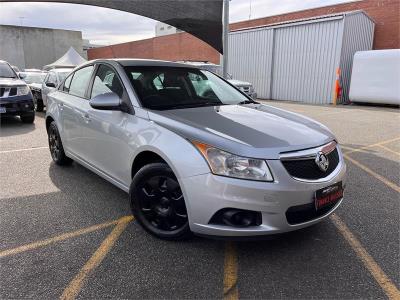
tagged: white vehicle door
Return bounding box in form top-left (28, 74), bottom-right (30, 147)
top-left (42, 72), bottom-right (57, 106)
top-left (60, 65), bottom-right (94, 159)
top-left (82, 63), bottom-right (133, 185)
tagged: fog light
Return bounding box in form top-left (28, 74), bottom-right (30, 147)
top-left (209, 208), bottom-right (262, 227)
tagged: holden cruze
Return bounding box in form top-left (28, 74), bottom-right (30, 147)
top-left (46, 59), bottom-right (346, 240)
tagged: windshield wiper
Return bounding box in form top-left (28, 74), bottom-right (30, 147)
top-left (238, 100), bottom-right (259, 105)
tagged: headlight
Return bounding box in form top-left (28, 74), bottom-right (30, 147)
top-left (17, 86), bottom-right (30, 96)
top-left (192, 141), bottom-right (274, 182)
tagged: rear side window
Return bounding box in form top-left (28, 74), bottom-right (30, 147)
top-left (91, 64), bottom-right (124, 99)
top-left (63, 74), bottom-right (73, 92)
top-left (69, 66), bottom-right (94, 98)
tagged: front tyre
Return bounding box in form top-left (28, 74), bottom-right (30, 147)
top-left (130, 163), bottom-right (192, 240)
top-left (48, 121), bottom-right (72, 166)
top-left (36, 99), bottom-right (44, 112)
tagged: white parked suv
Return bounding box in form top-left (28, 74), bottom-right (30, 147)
top-left (46, 59), bottom-right (346, 240)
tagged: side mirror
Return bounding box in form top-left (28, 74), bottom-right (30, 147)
top-left (46, 82), bottom-right (56, 88)
top-left (19, 73), bottom-right (26, 79)
top-left (89, 92), bottom-right (121, 111)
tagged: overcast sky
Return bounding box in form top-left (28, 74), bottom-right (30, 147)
top-left (0, 0), bottom-right (356, 45)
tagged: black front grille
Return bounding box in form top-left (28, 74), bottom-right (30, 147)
top-left (282, 148), bottom-right (339, 180)
top-left (0, 87), bottom-right (17, 98)
top-left (286, 201), bottom-right (337, 225)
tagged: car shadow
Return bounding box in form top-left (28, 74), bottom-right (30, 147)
top-left (0, 116), bottom-right (36, 137)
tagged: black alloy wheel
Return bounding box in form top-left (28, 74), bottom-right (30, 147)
top-left (48, 121), bottom-right (72, 165)
top-left (130, 163), bottom-right (192, 240)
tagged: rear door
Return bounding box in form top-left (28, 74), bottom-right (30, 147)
top-left (60, 65), bottom-right (94, 159)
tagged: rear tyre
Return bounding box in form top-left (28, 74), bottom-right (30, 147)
top-left (48, 121), bottom-right (73, 166)
top-left (130, 163), bottom-right (192, 240)
top-left (36, 99), bottom-right (44, 112)
top-left (20, 113), bottom-right (35, 124)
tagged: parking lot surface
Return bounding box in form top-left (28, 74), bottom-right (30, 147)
top-left (0, 101), bottom-right (399, 299)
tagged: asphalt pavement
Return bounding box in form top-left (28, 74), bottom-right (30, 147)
top-left (0, 101), bottom-right (399, 299)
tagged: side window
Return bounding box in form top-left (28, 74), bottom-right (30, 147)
top-left (63, 74), bottom-right (73, 92)
top-left (69, 66), bottom-right (94, 98)
top-left (47, 72), bottom-right (57, 85)
top-left (91, 65), bottom-right (124, 99)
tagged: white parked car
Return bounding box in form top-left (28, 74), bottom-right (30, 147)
top-left (41, 68), bottom-right (73, 109)
top-left (19, 71), bottom-right (47, 111)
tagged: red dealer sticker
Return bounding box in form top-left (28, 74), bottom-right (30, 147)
top-left (315, 182), bottom-right (343, 210)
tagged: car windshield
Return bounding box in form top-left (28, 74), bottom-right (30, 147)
top-left (57, 71), bottom-right (71, 82)
top-left (0, 62), bottom-right (17, 78)
top-left (124, 66), bottom-right (249, 110)
top-left (22, 73), bottom-right (46, 84)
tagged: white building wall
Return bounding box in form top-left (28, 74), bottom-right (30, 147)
top-left (0, 25), bottom-right (83, 70)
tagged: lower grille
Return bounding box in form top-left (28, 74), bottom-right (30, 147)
top-left (286, 201), bottom-right (337, 225)
top-left (281, 148), bottom-right (339, 180)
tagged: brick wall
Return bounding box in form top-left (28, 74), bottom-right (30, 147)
top-left (88, 0), bottom-right (399, 60)
top-left (88, 32), bottom-right (220, 63)
top-left (230, 0), bottom-right (399, 50)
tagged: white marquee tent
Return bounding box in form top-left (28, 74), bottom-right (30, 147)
top-left (43, 47), bottom-right (86, 70)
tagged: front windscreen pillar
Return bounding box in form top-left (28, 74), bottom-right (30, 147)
top-left (222, 0), bottom-right (230, 79)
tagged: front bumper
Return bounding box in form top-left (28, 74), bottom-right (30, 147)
top-left (180, 157), bottom-right (346, 237)
top-left (0, 95), bottom-right (34, 115)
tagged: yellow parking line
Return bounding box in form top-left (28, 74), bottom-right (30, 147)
top-left (223, 242), bottom-right (238, 300)
top-left (340, 145), bottom-right (371, 154)
top-left (0, 218), bottom-right (123, 258)
top-left (344, 154), bottom-right (400, 193)
top-left (344, 137), bottom-right (400, 155)
top-left (378, 145), bottom-right (400, 156)
top-left (331, 214), bottom-right (400, 299)
top-left (60, 216), bottom-right (133, 300)
top-left (0, 146), bottom-right (48, 154)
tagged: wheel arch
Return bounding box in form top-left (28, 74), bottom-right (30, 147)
top-left (45, 115), bottom-right (54, 133)
top-left (131, 150), bottom-right (168, 179)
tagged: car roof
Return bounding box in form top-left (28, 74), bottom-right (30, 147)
top-left (88, 58), bottom-right (199, 69)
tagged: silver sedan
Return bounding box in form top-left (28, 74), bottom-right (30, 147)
top-left (46, 59), bottom-right (346, 240)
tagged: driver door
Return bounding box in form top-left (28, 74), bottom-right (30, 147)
top-left (80, 64), bottom-right (133, 185)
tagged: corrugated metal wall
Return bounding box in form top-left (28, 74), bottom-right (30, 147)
top-left (339, 13), bottom-right (375, 103)
top-left (228, 29), bottom-right (274, 99)
top-left (271, 19), bottom-right (343, 104)
top-left (227, 11), bottom-right (374, 104)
